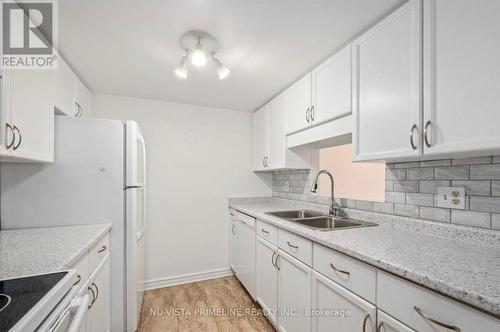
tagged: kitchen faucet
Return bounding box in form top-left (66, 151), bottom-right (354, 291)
top-left (310, 170), bottom-right (348, 219)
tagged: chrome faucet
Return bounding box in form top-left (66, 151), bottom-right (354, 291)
top-left (310, 170), bottom-right (348, 219)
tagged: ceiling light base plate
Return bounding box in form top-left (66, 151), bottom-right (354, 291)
top-left (180, 31), bottom-right (219, 54)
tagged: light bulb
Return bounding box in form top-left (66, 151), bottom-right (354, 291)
top-left (191, 38), bottom-right (206, 67)
top-left (213, 57), bottom-right (230, 80)
top-left (174, 56), bottom-right (188, 79)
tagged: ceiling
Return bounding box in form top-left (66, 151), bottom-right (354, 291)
top-left (58, 0), bottom-right (404, 112)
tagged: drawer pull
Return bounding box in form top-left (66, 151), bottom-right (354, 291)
top-left (287, 241), bottom-right (298, 249)
top-left (276, 254), bottom-right (281, 270)
top-left (376, 321), bottom-right (384, 332)
top-left (330, 263), bottom-right (350, 276)
top-left (92, 282), bottom-right (99, 304)
top-left (72, 274), bottom-right (82, 286)
top-left (271, 251), bottom-right (276, 267)
top-left (362, 313), bottom-right (370, 332)
top-left (414, 306), bottom-right (461, 332)
top-left (97, 245), bottom-right (107, 253)
top-left (261, 228), bottom-right (269, 234)
top-left (88, 287), bottom-right (96, 309)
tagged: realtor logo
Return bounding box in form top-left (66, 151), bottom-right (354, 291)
top-left (2, 0), bottom-right (58, 68)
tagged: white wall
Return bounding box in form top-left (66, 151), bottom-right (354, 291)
top-left (92, 93), bottom-right (272, 286)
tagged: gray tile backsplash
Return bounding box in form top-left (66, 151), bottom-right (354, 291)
top-left (273, 156), bottom-right (500, 230)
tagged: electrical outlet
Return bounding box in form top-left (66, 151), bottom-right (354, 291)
top-left (283, 181), bottom-right (290, 192)
top-left (437, 187), bottom-right (465, 209)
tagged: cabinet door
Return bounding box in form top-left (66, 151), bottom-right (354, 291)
top-left (377, 310), bottom-right (416, 332)
top-left (229, 219), bottom-right (238, 272)
top-left (8, 69), bottom-right (54, 162)
top-left (268, 94), bottom-right (286, 169)
top-left (256, 237), bottom-right (278, 323)
top-left (90, 255), bottom-right (111, 332)
top-left (352, 0), bottom-right (422, 161)
top-left (0, 3), bottom-right (11, 157)
top-left (286, 74), bottom-right (312, 134)
top-left (235, 220), bottom-right (256, 299)
top-left (423, 0), bottom-right (500, 156)
top-left (277, 249), bottom-right (312, 332)
top-left (311, 271), bottom-right (376, 332)
top-left (312, 44), bottom-right (352, 124)
top-left (54, 56), bottom-right (78, 116)
top-left (252, 105), bottom-right (269, 171)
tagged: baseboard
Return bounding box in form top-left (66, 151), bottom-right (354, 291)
top-left (143, 267), bottom-right (234, 290)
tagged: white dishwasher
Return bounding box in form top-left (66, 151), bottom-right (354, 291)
top-left (231, 210), bottom-right (256, 299)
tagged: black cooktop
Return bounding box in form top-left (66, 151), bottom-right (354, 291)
top-left (0, 272), bottom-right (67, 332)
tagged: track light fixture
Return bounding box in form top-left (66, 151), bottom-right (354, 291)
top-left (174, 31), bottom-right (230, 80)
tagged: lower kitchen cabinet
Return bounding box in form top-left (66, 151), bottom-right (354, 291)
top-left (277, 249), bottom-right (312, 332)
top-left (87, 254), bottom-right (111, 332)
top-left (256, 236), bottom-right (278, 324)
top-left (311, 271), bottom-right (376, 332)
top-left (377, 310), bottom-right (415, 332)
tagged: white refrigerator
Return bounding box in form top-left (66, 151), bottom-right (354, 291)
top-left (0, 116), bottom-right (147, 332)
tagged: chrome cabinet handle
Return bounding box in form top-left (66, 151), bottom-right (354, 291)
top-left (310, 105), bottom-right (315, 121)
top-left (409, 124), bottom-right (418, 150)
top-left (97, 245), bottom-right (107, 253)
top-left (92, 283), bottom-right (99, 303)
top-left (87, 286), bottom-right (96, 308)
top-left (231, 224), bottom-right (235, 235)
top-left (424, 120), bottom-right (432, 148)
top-left (262, 157), bottom-right (266, 168)
top-left (75, 102), bottom-right (79, 117)
top-left (306, 107), bottom-right (310, 123)
top-left (271, 251), bottom-right (276, 267)
top-left (261, 228), bottom-right (269, 234)
top-left (79, 104), bottom-right (83, 117)
top-left (362, 313), bottom-right (370, 332)
top-left (275, 254), bottom-right (280, 270)
top-left (72, 274), bottom-right (82, 286)
top-left (12, 125), bottom-right (21, 150)
top-left (5, 123), bottom-right (15, 149)
top-left (287, 241), bottom-right (298, 249)
top-left (330, 263), bottom-right (350, 276)
top-left (414, 306), bottom-right (461, 331)
top-left (376, 321), bottom-right (384, 332)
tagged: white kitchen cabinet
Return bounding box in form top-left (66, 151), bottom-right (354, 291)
top-left (253, 94), bottom-right (312, 171)
top-left (256, 236), bottom-right (278, 324)
top-left (252, 105), bottom-right (269, 171)
top-left (377, 310), bottom-right (416, 332)
top-left (1, 68), bottom-right (54, 162)
top-left (87, 254), bottom-right (111, 332)
top-left (54, 56), bottom-right (92, 118)
top-left (229, 217), bottom-right (238, 272)
top-left (277, 249), bottom-right (312, 332)
top-left (286, 74), bottom-right (312, 134)
top-left (312, 44), bottom-right (352, 125)
top-left (422, 0), bottom-right (500, 157)
top-left (352, 0), bottom-right (422, 161)
top-left (311, 271), bottom-right (376, 332)
top-left (377, 271), bottom-right (500, 332)
top-left (230, 211), bottom-right (256, 299)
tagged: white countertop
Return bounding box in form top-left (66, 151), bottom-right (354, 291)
top-left (0, 223), bottom-right (112, 280)
top-left (229, 197), bottom-right (500, 317)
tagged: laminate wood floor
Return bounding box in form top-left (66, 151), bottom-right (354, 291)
top-left (138, 276), bottom-right (276, 332)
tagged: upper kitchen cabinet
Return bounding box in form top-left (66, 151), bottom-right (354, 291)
top-left (286, 74), bottom-right (312, 134)
top-left (422, 0), bottom-right (500, 157)
top-left (252, 105), bottom-right (269, 171)
top-left (352, 0), bottom-right (422, 161)
top-left (1, 69), bottom-right (54, 162)
top-left (312, 44), bottom-right (352, 125)
top-left (253, 93), bottom-right (312, 172)
top-left (54, 56), bottom-right (92, 117)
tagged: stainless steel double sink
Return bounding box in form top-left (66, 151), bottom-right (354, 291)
top-left (265, 210), bottom-right (376, 231)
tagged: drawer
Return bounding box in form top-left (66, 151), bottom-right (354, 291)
top-left (377, 309), bottom-right (416, 332)
top-left (90, 233), bottom-right (110, 273)
top-left (72, 251), bottom-right (90, 292)
top-left (256, 220), bottom-right (278, 245)
top-left (313, 243), bottom-right (376, 303)
top-left (233, 210), bottom-right (256, 228)
top-left (377, 271), bottom-right (500, 332)
top-left (278, 229), bottom-right (312, 266)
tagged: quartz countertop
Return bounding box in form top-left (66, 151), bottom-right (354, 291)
top-left (229, 197), bottom-right (500, 317)
top-left (0, 223), bottom-right (112, 280)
